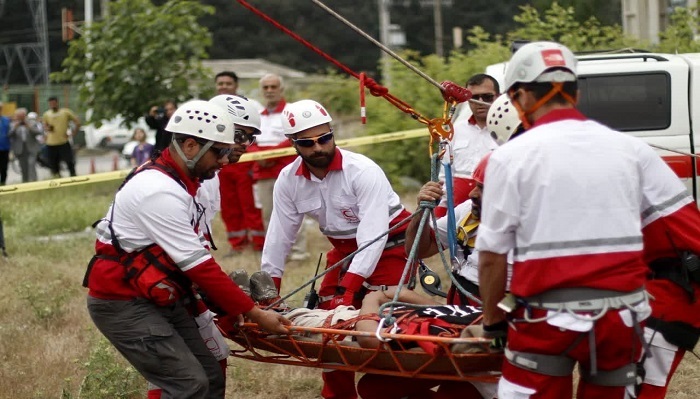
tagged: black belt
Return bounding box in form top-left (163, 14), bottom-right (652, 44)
top-left (384, 231), bottom-right (406, 250)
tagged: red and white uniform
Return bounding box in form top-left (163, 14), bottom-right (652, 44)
top-left (262, 147), bottom-right (411, 399)
top-left (218, 97), bottom-right (265, 252)
top-left (476, 109), bottom-right (671, 399)
top-left (436, 116), bottom-right (497, 216)
top-left (218, 162), bottom-right (265, 251)
top-left (249, 99), bottom-right (297, 181)
top-left (261, 148), bottom-right (410, 305)
top-left (196, 172), bottom-right (221, 248)
top-left (638, 197), bottom-right (700, 398)
top-left (87, 149), bottom-right (254, 316)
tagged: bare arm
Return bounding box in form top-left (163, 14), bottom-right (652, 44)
top-left (405, 182), bottom-right (444, 258)
top-left (478, 251), bottom-right (508, 326)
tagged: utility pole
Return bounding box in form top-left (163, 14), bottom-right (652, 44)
top-left (378, 0), bottom-right (390, 63)
top-left (433, 0), bottom-right (443, 57)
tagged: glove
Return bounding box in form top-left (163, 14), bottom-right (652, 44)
top-left (329, 272), bottom-right (365, 310)
top-left (451, 324), bottom-right (488, 354)
top-left (483, 320), bottom-right (508, 351)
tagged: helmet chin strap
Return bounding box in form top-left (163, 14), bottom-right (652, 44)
top-left (173, 139), bottom-right (214, 171)
top-left (510, 82), bottom-right (577, 130)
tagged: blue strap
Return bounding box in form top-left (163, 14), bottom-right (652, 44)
top-left (441, 154), bottom-right (457, 261)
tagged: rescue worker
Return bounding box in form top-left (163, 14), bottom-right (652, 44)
top-left (475, 41), bottom-right (676, 398)
top-left (637, 182), bottom-right (700, 396)
top-left (407, 96), bottom-right (522, 306)
top-left (85, 100), bottom-right (289, 399)
top-left (260, 99), bottom-right (414, 399)
top-left (213, 72), bottom-right (267, 256)
top-left (408, 154), bottom-right (493, 306)
top-left (435, 73), bottom-right (499, 217)
top-left (146, 94), bottom-right (263, 399)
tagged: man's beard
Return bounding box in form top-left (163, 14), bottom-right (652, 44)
top-left (299, 149), bottom-right (334, 169)
top-left (193, 162), bottom-right (218, 181)
top-left (471, 199), bottom-right (481, 219)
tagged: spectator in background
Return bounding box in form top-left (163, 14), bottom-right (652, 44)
top-left (0, 102), bottom-right (10, 185)
top-left (26, 111), bottom-right (49, 169)
top-left (146, 99), bottom-right (177, 153)
top-left (435, 74), bottom-right (499, 217)
top-left (130, 128), bottom-right (154, 167)
top-left (250, 73), bottom-right (309, 261)
top-left (43, 96), bottom-right (80, 177)
top-left (9, 108), bottom-right (42, 182)
top-left (214, 71), bottom-right (266, 256)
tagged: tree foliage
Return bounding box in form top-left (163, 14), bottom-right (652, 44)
top-left (508, 3), bottom-right (637, 52)
top-left (657, 7), bottom-right (700, 53)
top-left (51, 0), bottom-right (214, 126)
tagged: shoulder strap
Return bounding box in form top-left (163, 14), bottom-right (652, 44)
top-left (108, 160), bottom-right (188, 254)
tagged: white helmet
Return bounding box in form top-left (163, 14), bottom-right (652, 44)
top-left (282, 99), bottom-right (332, 136)
top-left (166, 100), bottom-right (235, 144)
top-left (487, 94), bottom-right (522, 144)
top-left (504, 41), bottom-right (577, 92)
top-left (208, 94), bottom-right (261, 134)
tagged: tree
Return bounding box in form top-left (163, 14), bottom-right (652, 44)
top-left (657, 7), bottom-right (700, 53)
top-left (51, 0), bottom-right (214, 126)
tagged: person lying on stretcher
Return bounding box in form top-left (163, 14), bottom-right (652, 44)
top-left (220, 270), bottom-right (500, 399)
top-left (221, 269), bottom-right (492, 351)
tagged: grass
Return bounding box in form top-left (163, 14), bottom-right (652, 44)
top-left (0, 184), bottom-right (698, 398)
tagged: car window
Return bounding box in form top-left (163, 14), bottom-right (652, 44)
top-left (578, 72), bottom-right (671, 131)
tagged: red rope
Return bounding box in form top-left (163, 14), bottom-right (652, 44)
top-left (234, 0), bottom-right (429, 123)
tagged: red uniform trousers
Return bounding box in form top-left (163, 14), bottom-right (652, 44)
top-left (638, 280), bottom-right (700, 399)
top-left (318, 210), bottom-right (415, 399)
top-left (435, 177), bottom-right (476, 217)
top-left (219, 162), bottom-right (265, 251)
top-left (357, 374), bottom-right (484, 399)
top-left (500, 307), bottom-right (642, 399)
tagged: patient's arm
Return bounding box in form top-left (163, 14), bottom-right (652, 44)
top-left (355, 288), bottom-right (438, 348)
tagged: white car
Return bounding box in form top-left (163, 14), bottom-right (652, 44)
top-left (82, 115), bottom-right (155, 150)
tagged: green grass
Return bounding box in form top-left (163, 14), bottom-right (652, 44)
top-left (0, 184), bottom-right (698, 398)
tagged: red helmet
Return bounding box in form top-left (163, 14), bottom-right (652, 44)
top-left (471, 152), bottom-right (492, 185)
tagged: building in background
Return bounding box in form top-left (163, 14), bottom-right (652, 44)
top-left (622, 0), bottom-right (697, 43)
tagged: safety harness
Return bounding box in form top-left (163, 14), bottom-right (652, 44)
top-left (83, 161), bottom-right (212, 308)
top-left (647, 253), bottom-right (700, 350)
top-left (505, 287), bottom-right (650, 387)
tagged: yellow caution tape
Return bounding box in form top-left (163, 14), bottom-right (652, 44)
top-left (0, 128), bottom-right (429, 196)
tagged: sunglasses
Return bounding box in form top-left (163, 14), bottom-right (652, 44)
top-left (209, 146), bottom-right (233, 160)
top-left (470, 93), bottom-right (496, 103)
top-left (234, 129), bottom-right (257, 145)
top-left (292, 130), bottom-right (334, 148)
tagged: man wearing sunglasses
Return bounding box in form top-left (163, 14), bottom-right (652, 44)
top-left (436, 73), bottom-right (500, 217)
top-left (261, 99), bottom-right (416, 399)
top-left (85, 100), bottom-right (290, 399)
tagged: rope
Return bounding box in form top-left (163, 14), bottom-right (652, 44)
top-left (311, 0), bottom-right (442, 91)
top-left (377, 154), bottom-right (482, 331)
top-left (234, 0), bottom-right (466, 143)
top-left (264, 212), bottom-right (418, 310)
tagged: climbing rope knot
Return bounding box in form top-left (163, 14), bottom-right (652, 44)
top-left (363, 76), bottom-right (389, 96)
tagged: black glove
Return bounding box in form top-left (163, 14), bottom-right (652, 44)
top-left (483, 320), bottom-right (508, 350)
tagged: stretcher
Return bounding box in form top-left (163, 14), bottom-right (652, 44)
top-left (223, 322), bottom-right (503, 383)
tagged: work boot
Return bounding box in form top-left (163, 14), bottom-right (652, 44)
top-left (228, 269), bottom-right (251, 298)
top-left (250, 271), bottom-right (286, 308)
